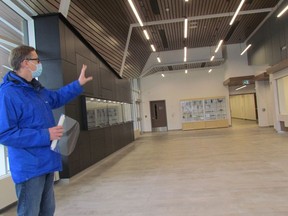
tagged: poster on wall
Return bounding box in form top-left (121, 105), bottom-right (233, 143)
top-left (180, 97), bottom-right (227, 123)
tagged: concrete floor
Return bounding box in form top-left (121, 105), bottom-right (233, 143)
top-left (2, 119), bottom-right (288, 216)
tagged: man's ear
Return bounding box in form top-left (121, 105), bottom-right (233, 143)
top-left (20, 59), bottom-right (29, 69)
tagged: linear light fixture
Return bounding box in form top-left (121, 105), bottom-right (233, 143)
top-left (236, 85), bottom-right (247, 91)
top-left (2, 65), bottom-right (13, 70)
top-left (208, 69), bottom-right (212, 73)
top-left (185, 69), bottom-right (188, 74)
top-left (0, 38), bottom-right (18, 48)
top-left (0, 17), bottom-right (24, 36)
top-left (240, 44), bottom-right (252, 55)
top-left (277, 5), bottom-right (288, 18)
top-left (185, 0), bottom-right (189, 2)
top-left (143, 30), bottom-right (150, 40)
top-left (161, 73), bottom-right (165, 77)
top-left (0, 44), bottom-right (11, 52)
top-left (184, 18), bottom-right (188, 38)
top-left (157, 57), bottom-right (161, 63)
top-left (151, 44), bottom-right (156, 52)
top-left (184, 47), bottom-right (187, 62)
top-left (128, 0), bottom-right (144, 26)
top-left (215, 40), bottom-right (223, 53)
top-left (210, 55), bottom-right (215, 61)
top-left (229, 0), bottom-right (245, 25)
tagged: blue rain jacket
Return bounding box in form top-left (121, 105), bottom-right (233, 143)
top-left (0, 71), bottom-right (83, 183)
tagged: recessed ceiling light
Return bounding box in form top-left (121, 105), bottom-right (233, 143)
top-left (240, 44), bottom-right (252, 55)
top-left (184, 47), bottom-right (187, 62)
top-left (151, 44), bottom-right (156, 52)
top-left (128, 0), bottom-right (144, 26)
top-left (161, 74), bottom-right (165, 77)
top-left (277, 5), bottom-right (288, 18)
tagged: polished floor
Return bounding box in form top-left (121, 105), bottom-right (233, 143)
top-left (2, 119), bottom-right (288, 216)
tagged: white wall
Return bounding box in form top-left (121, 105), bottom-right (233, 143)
top-left (255, 80), bottom-right (274, 127)
top-left (224, 44), bottom-right (255, 80)
top-left (142, 46), bottom-right (223, 77)
top-left (140, 67), bottom-right (230, 132)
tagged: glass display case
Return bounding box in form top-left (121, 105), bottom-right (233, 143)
top-left (181, 100), bottom-right (204, 122)
top-left (82, 96), bottom-right (132, 130)
top-left (180, 97), bottom-right (228, 130)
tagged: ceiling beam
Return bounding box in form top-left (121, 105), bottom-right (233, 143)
top-left (141, 58), bottom-right (225, 77)
top-left (131, 8), bottom-right (273, 27)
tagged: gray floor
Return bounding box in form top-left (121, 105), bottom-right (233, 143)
top-left (2, 119), bottom-right (288, 216)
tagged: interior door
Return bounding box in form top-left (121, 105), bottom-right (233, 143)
top-left (150, 100), bottom-right (168, 132)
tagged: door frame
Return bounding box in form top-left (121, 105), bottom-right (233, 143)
top-left (149, 100), bottom-right (168, 132)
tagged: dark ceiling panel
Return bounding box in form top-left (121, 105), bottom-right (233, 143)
top-left (21, 0), bottom-right (280, 78)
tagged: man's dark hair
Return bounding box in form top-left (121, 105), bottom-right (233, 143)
top-left (9, 45), bottom-right (35, 71)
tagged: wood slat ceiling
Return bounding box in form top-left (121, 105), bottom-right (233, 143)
top-left (21, 0), bottom-right (281, 78)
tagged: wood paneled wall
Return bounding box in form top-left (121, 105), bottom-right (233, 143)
top-left (230, 94), bottom-right (257, 120)
top-left (34, 13), bottom-right (134, 178)
top-left (248, 1), bottom-right (288, 66)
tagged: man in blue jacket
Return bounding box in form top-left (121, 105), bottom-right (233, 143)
top-left (0, 45), bottom-right (92, 216)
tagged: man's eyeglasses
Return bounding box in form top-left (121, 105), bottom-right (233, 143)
top-left (26, 58), bottom-right (40, 63)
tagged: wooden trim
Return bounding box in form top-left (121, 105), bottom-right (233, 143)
top-left (267, 58), bottom-right (288, 74)
top-left (255, 72), bottom-right (269, 81)
top-left (223, 75), bottom-right (255, 86)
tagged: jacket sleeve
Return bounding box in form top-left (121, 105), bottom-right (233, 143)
top-left (0, 93), bottom-right (51, 148)
top-left (45, 80), bottom-right (83, 109)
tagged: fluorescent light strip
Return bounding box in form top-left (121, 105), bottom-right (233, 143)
top-left (215, 40), bottom-right (223, 53)
top-left (157, 57), bottom-right (161, 63)
top-left (208, 69), bottom-right (212, 73)
top-left (277, 5), bottom-right (288, 18)
top-left (0, 17), bottom-right (24, 36)
top-left (0, 39), bottom-right (18, 48)
top-left (128, 0), bottom-right (144, 26)
top-left (240, 44), bottom-right (252, 55)
top-left (184, 18), bottom-right (188, 38)
top-left (236, 85), bottom-right (247, 91)
top-left (210, 55), bottom-right (215, 61)
top-left (143, 30), bottom-right (150, 40)
top-left (184, 47), bottom-right (187, 62)
top-left (229, 0), bottom-right (245, 25)
top-left (161, 73), bottom-right (165, 77)
top-left (185, 69), bottom-right (188, 74)
top-left (2, 65), bottom-right (13, 70)
top-left (151, 44), bottom-right (156, 52)
top-left (0, 44), bottom-right (11, 52)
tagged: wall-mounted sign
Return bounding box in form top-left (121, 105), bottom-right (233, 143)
top-left (242, 80), bottom-right (250, 85)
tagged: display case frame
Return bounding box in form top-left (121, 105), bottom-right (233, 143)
top-left (180, 96), bottom-right (229, 130)
top-left (81, 96), bottom-right (133, 130)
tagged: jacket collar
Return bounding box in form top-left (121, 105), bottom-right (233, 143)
top-left (1, 71), bottom-right (43, 91)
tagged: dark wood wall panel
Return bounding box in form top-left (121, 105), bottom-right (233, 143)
top-left (34, 14), bottom-right (134, 179)
top-left (248, 1), bottom-right (288, 67)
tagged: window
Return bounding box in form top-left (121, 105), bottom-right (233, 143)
top-left (0, 1), bottom-right (28, 177)
top-left (277, 75), bottom-right (288, 115)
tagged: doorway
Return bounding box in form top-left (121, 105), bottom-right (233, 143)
top-left (149, 100), bottom-right (168, 132)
